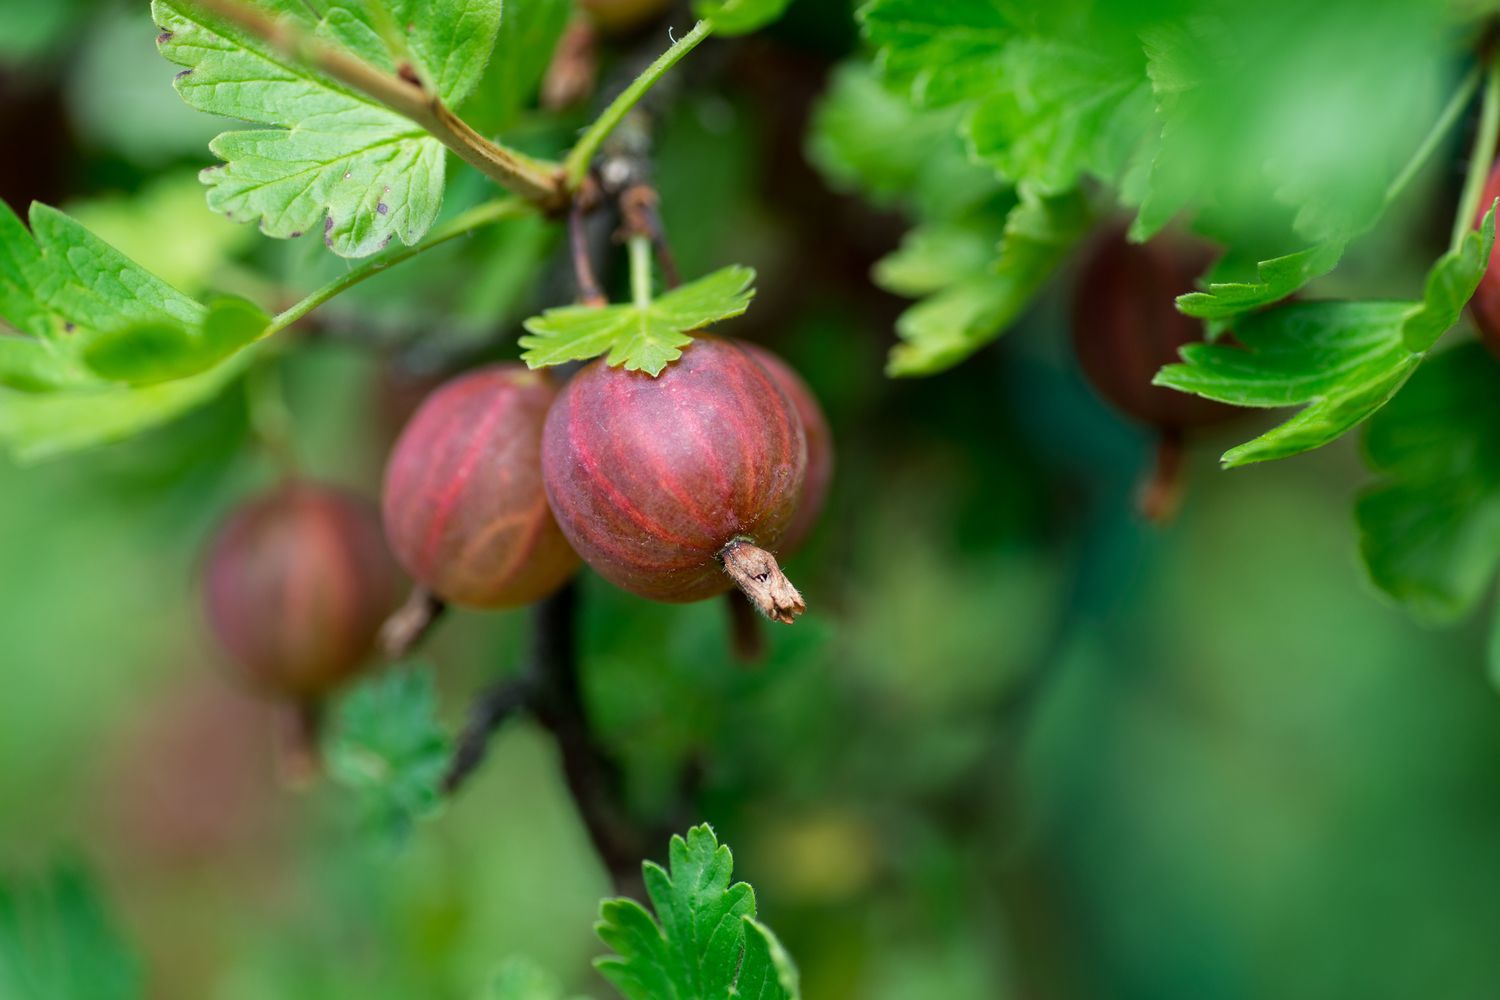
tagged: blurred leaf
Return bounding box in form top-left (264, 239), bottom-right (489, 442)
top-left (460, 0), bottom-right (572, 133)
top-left (1357, 342), bottom-right (1500, 623)
top-left (857, 0), bottom-right (1013, 108)
top-left (0, 864), bottom-right (140, 1000)
top-left (695, 0), bottom-right (794, 37)
top-left (884, 185), bottom-right (1088, 377)
top-left (0, 0), bottom-right (88, 62)
top-left (0, 338), bottom-right (76, 393)
top-left (807, 62), bottom-right (1000, 220)
top-left (67, 173), bottom-right (256, 297)
top-left (481, 956), bottom-right (586, 1000)
top-left (326, 664), bottom-right (452, 842)
top-left (82, 298), bottom-right (269, 386)
top-left (595, 825), bottom-right (799, 1000)
top-left (0, 357), bottom-right (250, 462)
top-left (520, 266), bottom-right (756, 375)
top-left (152, 0), bottom-right (505, 257)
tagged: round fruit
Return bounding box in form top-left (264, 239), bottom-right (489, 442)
top-left (1072, 229), bottom-right (1235, 429)
top-left (382, 365), bottom-right (579, 608)
top-left (541, 337), bottom-right (807, 614)
top-left (203, 481), bottom-right (400, 700)
top-left (1468, 162), bottom-right (1500, 358)
top-left (740, 343), bottom-right (833, 554)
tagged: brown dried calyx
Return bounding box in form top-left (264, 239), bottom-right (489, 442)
top-left (718, 539), bottom-right (805, 624)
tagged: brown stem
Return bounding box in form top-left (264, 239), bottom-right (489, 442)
top-left (522, 584), bottom-right (648, 896)
top-left (378, 586), bottom-right (447, 660)
top-left (718, 540), bottom-right (805, 624)
top-left (273, 700), bottom-right (323, 790)
top-left (569, 185), bottom-right (610, 308)
top-left (618, 183), bottom-right (681, 289)
top-left (1137, 427), bottom-right (1186, 524)
top-left (725, 589), bottom-right (767, 664)
top-left (191, 0), bottom-right (565, 210)
top-left (442, 676), bottom-right (533, 794)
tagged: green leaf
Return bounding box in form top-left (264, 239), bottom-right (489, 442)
top-left (884, 185), bottom-right (1089, 377)
top-left (695, 0), bottom-right (794, 36)
top-left (152, 0), bottom-right (504, 257)
top-left (807, 63), bottom-right (1000, 221)
top-left (1400, 204), bottom-right (1497, 352)
top-left (0, 338), bottom-right (77, 393)
top-left (595, 825), bottom-right (799, 1000)
top-left (1157, 301), bottom-right (1416, 467)
top-left (460, 0), bottom-right (572, 133)
top-left (520, 267), bottom-right (756, 376)
top-left (1174, 241), bottom-right (1345, 321)
top-left (734, 920), bottom-right (800, 1000)
top-left (325, 664), bottom-right (452, 843)
top-left (1356, 341), bottom-right (1500, 624)
top-left (481, 956), bottom-right (587, 1000)
top-left (82, 297), bottom-right (270, 386)
top-left (965, 38), bottom-right (1154, 194)
top-left (0, 864), bottom-right (140, 1000)
top-left (0, 357), bottom-right (250, 462)
top-left (858, 0), bottom-right (1015, 108)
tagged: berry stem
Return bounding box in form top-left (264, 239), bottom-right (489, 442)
top-left (719, 540), bottom-right (806, 624)
top-left (569, 189), bottom-right (609, 309)
top-left (562, 19), bottom-right (713, 191)
top-left (725, 590), bottom-right (767, 663)
top-left (1452, 52), bottom-right (1500, 251)
top-left (378, 586), bottom-right (447, 660)
top-left (1138, 428), bottom-right (1186, 525)
top-left (628, 234), bottom-right (655, 309)
top-left (273, 700), bottom-right (323, 789)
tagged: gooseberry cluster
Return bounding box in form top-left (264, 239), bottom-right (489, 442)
top-left (202, 339), bottom-right (832, 711)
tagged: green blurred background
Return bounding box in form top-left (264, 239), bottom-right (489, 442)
top-left (5, 1), bottom-right (1500, 998)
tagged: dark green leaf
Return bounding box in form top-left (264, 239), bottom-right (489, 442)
top-left (733, 919), bottom-right (800, 1000)
top-left (0, 864), bottom-right (141, 1000)
top-left (1175, 241), bottom-right (1345, 321)
top-left (1357, 342), bottom-right (1500, 623)
top-left (1400, 205), bottom-right (1497, 352)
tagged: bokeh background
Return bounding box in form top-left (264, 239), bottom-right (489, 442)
top-left (5, 1), bottom-right (1500, 998)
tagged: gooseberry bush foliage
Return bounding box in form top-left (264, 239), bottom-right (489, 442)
top-left (9, 0), bottom-right (1500, 992)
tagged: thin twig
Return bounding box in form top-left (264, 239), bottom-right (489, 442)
top-left (442, 676), bottom-right (534, 794)
top-left (569, 182), bottom-right (610, 308)
top-left (191, 0), bottom-right (565, 209)
top-left (526, 584), bottom-right (647, 896)
top-left (379, 586), bottom-right (448, 660)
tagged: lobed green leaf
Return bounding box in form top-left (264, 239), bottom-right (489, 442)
top-left (520, 267), bottom-right (756, 376)
top-left (694, 0), bottom-right (794, 36)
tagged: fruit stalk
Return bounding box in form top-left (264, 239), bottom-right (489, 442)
top-left (719, 539), bottom-right (806, 624)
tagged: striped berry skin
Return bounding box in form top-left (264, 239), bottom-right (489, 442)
top-left (741, 344), bottom-right (833, 555)
top-left (204, 482), bottom-right (400, 700)
top-left (1469, 163), bottom-right (1500, 359)
top-left (382, 365), bottom-right (579, 608)
top-left (541, 337), bottom-right (807, 604)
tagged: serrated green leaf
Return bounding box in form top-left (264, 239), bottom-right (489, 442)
top-left (520, 267), bottom-right (756, 375)
top-left (965, 38), bottom-right (1154, 194)
top-left (1356, 341), bottom-right (1500, 624)
top-left (695, 0), bottom-right (793, 36)
top-left (807, 63), bottom-right (1000, 221)
top-left (595, 825), bottom-right (763, 1000)
top-left (0, 864), bottom-right (141, 1000)
top-left (153, 0), bottom-right (504, 257)
top-left (884, 185), bottom-right (1088, 377)
top-left (1175, 241), bottom-right (1345, 321)
top-left (1157, 301), bottom-right (1415, 467)
top-left (1400, 204), bottom-right (1496, 351)
top-left (734, 919), bottom-right (800, 1000)
top-left (325, 664), bottom-right (452, 843)
top-left (858, 0), bottom-right (1015, 108)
